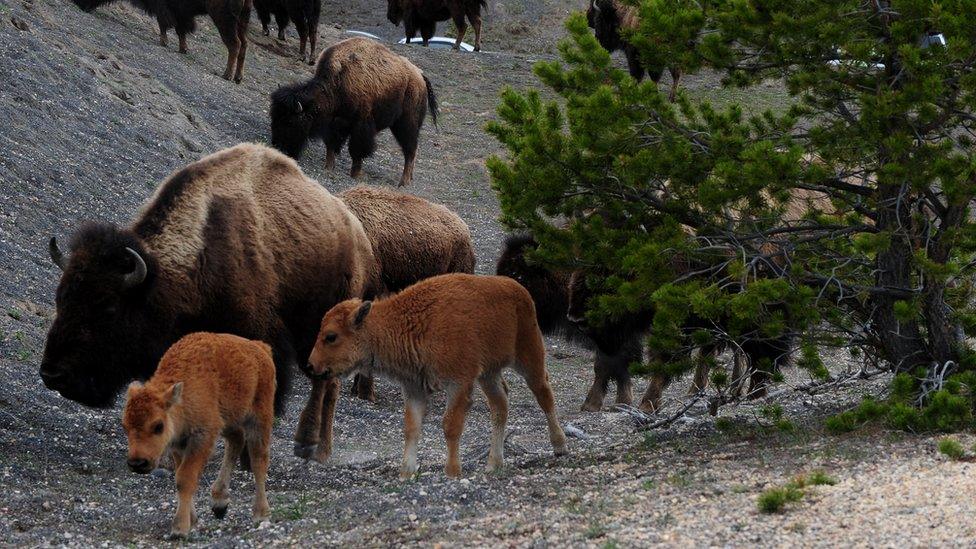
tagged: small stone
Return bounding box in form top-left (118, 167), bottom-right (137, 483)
top-left (408, 513), bottom-right (418, 522)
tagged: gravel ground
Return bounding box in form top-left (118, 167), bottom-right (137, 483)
top-left (2, 0), bottom-right (975, 546)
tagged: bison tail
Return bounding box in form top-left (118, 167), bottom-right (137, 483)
top-left (423, 74), bottom-right (439, 128)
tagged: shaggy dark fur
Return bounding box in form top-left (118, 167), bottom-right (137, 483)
top-left (387, 0), bottom-right (486, 51)
top-left (586, 0), bottom-right (681, 101)
top-left (40, 144), bottom-right (379, 414)
top-left (254, 0), bottom-right (320, 62)
top-left (70, 0), bottom-right (252, 82)
top-left (495, 234), bottom-right (642, 411)
top-left (269, 38), bottom-right (437, 187)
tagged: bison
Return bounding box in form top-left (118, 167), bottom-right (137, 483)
top-left (270, 37), bottom-right (438, 187)
top-left (307, 274), bottom-right (567, 478)
top-left (254, 0), bottom-right (320, 63)
top-left (387, 0), bottom-right (485, 52)
top-left (122, 332), bottom-right (275, 537)
top-left (70, 0), bottom-right (251, 83)
top-left (291, 185), bottom-right (477, 461)
top-left (586, 0), bottom-right (681, 101)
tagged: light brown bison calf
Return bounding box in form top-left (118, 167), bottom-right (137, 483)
top-left (307, 273), bottom-right (568, 478)
top-left (122, 332), bottom-right (275, 538)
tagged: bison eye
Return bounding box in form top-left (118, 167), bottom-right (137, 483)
top-left (324, 333), bottom-right (338, 344)
top-left (152, 422), bottom-right (164, 435)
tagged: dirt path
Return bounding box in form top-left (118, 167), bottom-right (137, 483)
top-left (2, 0), bottom-right (974, 546)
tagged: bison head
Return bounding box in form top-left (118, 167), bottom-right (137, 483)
top-left (270, 81), bottom-right (318, 159)
top-left (587, 0), bottom-right (623, 52)
top-left (40, 223), bottom-right (173, 408)
top-left (305, 299), bottom-right (372, 380)
top-left (386, 0), bottom-right (404, 25)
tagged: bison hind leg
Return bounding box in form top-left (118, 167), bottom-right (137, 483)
top-left (391, 116), bottom-right (420, 187)
top-left (347, 121), bottom-right (377, 179)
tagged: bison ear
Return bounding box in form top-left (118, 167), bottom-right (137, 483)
top-left (353, 301), bottom-right (372, 328)
top-left (126, 381), bottom-right (143, 398)
top-left (166, 382), bottom-right (183, 408)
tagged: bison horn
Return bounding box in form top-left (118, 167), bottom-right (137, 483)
top-left (293, 97), bottom-right (303, 113)
top-left (122, 247), bottom-right (148, 287)
top-left (49, 237), bottom-right (69, 271)
top-left (591, 0), bottom-right (600, 12)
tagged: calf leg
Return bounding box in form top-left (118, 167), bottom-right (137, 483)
top-left (516, 335), bottom-right (567, 455)
top-left (478, 374), bottom-right (509, 473)
top-left (400, 387), bottom-right (427, 479)
top-left (170, 436), bottom-right (214, 538)
top-left (442, 382), bottom-right (473, 478)
top-left (210, 429), bottom-right (245, 519)
top-left (245, 415), bottom-right (272, 521)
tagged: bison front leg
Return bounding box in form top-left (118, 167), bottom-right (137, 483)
top-left (468, 12), bottom-right (482, 51)
top-left (451, 13), bottom-right (467, 51)
top-left (157, 18), bottom-right (169, 47)
top-left (581, 358), bottom-right (610, 412)
top-left (294, 377), bottom-right (327, 460)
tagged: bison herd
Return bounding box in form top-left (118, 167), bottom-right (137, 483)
top-left (40, 0), bottom-right (698, 538)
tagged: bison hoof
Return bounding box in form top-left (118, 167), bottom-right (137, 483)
top-left (580, 400), bottom-right (602, 412)
top-left (262, 29), bottom-right (270, 36)
top-left (234, 75), bottom-right (243, 84)
top-left (212, 504), bottom-right (228, 519)
top-left (293, 442), bottom-right (316, 460)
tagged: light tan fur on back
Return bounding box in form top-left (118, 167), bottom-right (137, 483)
top-left (315, 38), bottom-right (425, 118)
top-left (122, 332), bottom-right (276, 538)
top-left (307, 274), bottom-right (568, 478)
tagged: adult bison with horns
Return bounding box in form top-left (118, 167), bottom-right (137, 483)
top-left (39, 143), bottom-right (474, 463)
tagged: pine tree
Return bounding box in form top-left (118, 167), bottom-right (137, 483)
top-left (487, 1), bottom-right (976, 391)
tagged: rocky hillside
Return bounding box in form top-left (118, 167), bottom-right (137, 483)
top-left (2, 0), bottom-right (975, 546)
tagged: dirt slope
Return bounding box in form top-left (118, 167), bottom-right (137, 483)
top-left (1, 0), bottom-right (974, 546)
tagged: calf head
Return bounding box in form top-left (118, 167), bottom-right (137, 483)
top-left (40, 223), bottom-right (173, 408)
top-left (122, 381), bottom-right (182, 473)
top-left (270, 81), bottom-right (319, 159)
top-left (306, 299), bottom-right (373, 379)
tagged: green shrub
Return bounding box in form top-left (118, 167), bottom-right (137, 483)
top-left (938, 438), bottom-right (965, 460)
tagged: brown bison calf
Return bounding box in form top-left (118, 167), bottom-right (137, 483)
top-left (307, 274), bottom-right (568, 478)
top-left (122, 333), bottom-right (275, 538)
top-left (270, 37), bottom-right (437, 187)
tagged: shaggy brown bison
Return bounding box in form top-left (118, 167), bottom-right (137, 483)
top-left (71, 0), bottom-right (251, 82)
top-left (387, 0), bottom-right (485, 51)
top-left (307, 274), bottom-right (567, 478)
top-left (586, 0), bottom-right (681, 101)
top-left (41, 144), bottom-right (379, 451)
top-left (292, 185), bottom-right (476, 461)
top-left (123, 332), bottom-right (275, 537)
top-left (270, 38), bottom-right (437, 187)
top-left (253, 0), bottom-right (320, 63)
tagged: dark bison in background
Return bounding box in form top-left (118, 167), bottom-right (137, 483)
top-left (586, 0), bottom-right (681, 101)
top-left (70, 0), bottom-right (252, 82)
top-left (496, 234), bottom-right (792, 412)
top-left (387, 0), bottom-right (485, 52)
top-left (270, 37), bottom-right (438, 187)
top-left (253, 0), bottom-right (321, 63)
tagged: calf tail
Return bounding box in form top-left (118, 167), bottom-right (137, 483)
top-left (423, 74), bottom-right (438, 128)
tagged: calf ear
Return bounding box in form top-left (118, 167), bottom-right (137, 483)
top-left (166, 382), bottom-right (183, 408)
top-left (353, 301), bottom-right (372, 328)
top-left (126, 381), bottom-right (143, 399)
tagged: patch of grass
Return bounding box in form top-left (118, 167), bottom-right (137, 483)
top-left (730, 484), bottom-right (750, 494)
top-left (785, 521), bottom-right (807, 534)
top-left (938, 437), bottom-right (965, 460)
top-left (584, 520), bottom-right (608, 540)
top-left (272, 493), bottom-right (311, 521)
top-left (757, 471), bottom-right (836, 514)
top-left (7, 308), bottom-right (22, 321)
top-left (715, 417), bottom-right (735, 433)
top-left (667, 471), bottom-right (692, 488)
top-left (757, 485), bottom-right (803, 513)
top-left (641, 478), bottom-right (655, 490)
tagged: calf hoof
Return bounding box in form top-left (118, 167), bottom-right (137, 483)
top-left (444, 463), bottom-right (462, 478)
top-left (212, 503), bottom-right (228, 519)
top-left (166, 531), bottom-right (188, 541)
top-left (553, 445), bottom-right (569, 457)
top-left (485, 460), bottom-right (503, 474)
top-left (293, 442), bottom-right (316, 460)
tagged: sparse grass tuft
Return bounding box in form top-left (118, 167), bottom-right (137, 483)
top-left (584, 520), bottom-right (608, 539)
top-left (938, 437), bottom-right (965, 460)
top-left (641, 478), bottom-right (655, 490)
top-left (757, 471), bottom-right (835, 513)
top-left (7, 308), bottom-right (22, 321)
top-left (807, 471), bottom-right (837, 486)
